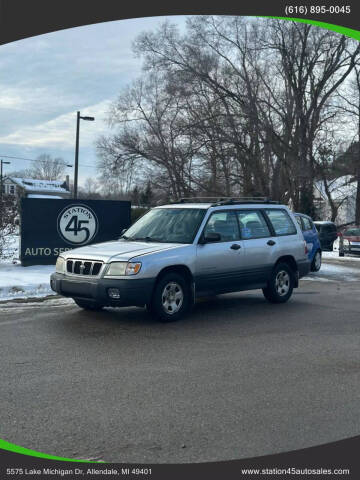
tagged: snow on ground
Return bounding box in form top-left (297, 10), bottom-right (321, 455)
top-left (0, 263), bottom-right (55, 301)
top-left (322, 251), bottom-right (360, 262)
top-left (0, 234), bottom-right (56, 301)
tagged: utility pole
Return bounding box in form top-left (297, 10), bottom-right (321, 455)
top-left (74, 111), bottom-right (95, 199)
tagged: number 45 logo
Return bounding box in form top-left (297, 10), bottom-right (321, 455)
top-left (57, 204), bottom-right (98, 245)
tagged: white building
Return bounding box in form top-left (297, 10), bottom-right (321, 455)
top-left (314, 175), bottom-right (357, 225)
top-left (2, 176), bottom-right (71, 199)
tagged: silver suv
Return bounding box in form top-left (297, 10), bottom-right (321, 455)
top-left (50, 198), bottom-right (310, 322)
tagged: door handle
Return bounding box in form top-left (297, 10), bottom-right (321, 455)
top-left (267, 240), bottom-right (276, 246)
top-left (230, 244), bottom-right (241, 250)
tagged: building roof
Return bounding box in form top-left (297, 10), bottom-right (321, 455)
top-left (8, 177), bottom-right (69, 194)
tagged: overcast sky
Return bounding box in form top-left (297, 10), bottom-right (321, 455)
top-left (0, 16), bottom-right (187, 184)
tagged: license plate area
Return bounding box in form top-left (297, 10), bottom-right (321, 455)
top-left (61, 280), bottom-right (94, 298)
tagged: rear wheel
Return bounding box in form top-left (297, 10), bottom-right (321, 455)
top-left (74, 299), bottom-right (104, 311)
top-left (311, 250), bottom-right (322, 272)
top-left (150, 272), bottom-right (190, 322)
top-left (262, 262), bottom-right (294, 304)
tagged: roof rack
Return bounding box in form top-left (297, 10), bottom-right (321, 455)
top-left (176, 196), bottom-right (278, 206)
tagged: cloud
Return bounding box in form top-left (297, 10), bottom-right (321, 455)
top-left (0, 16), bottom-right (188, 180)
top-left (0, 99), bottom-right (112, 148)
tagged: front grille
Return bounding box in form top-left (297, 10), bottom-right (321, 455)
top-left (66, 259), bottom-right (103, 276)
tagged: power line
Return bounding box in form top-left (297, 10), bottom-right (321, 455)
top-left (0, 154), bottom-right (98, 169)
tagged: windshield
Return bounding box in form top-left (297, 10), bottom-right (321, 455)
top-left (344, 228), bottom-right (360, 236)
top-left (122, 208), bottom-right (206, 243)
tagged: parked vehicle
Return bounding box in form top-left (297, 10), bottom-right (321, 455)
top-left (313, 221), bottom-right (338, 251)
top-left (50, 198), bottom-right (310, 322)
top-left (333, 226), bottom-right (360, 255)
top-left (294, 213), bottom-right (322, 272)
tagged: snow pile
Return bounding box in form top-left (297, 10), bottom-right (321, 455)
top-left (0, 263), bottom-right (55, 301)
top-left (27, 194), bottom-right (63, 199)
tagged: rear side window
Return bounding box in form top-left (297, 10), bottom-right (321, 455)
top-left (265, 209), bottom-right (297, 236)
top-left (302, 217), bottom-right (312, 231)
top-left (236, 210), bottom-right (271, 239)
top-left (295, 216), bottom-right (303, 229)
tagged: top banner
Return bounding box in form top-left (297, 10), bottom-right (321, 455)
top-left (0, 0), bottom-right (360, 46)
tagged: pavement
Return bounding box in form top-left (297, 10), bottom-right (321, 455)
top-left (1, 262), bottom-right (360, 463)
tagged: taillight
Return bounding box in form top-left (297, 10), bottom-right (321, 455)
top-left (304, 241), bottom-right (308, 255)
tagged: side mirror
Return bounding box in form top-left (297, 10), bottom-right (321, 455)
top-left (203, 232), bottom-right (221, 243)
top-left (118, 228), bottom-right (128, 240)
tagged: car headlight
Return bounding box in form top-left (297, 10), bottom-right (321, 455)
top-left (106, 262), bottom-right (142, 276)
top-left (55, 256), bottom-right (65, 274)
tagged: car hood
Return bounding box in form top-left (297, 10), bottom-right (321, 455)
top-left (61, 240), bottom-right (184, 262)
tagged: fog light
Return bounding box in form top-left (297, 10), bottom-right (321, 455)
top-left (108, 288), bottom-right (121, 299)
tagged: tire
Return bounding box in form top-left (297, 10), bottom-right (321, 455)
top-left (74, 299), bottom-right (104, 311)
top-left (150, 272), bottom-right (190, 322)
top-left (311, 250), bottom-right (322, 272)
top-left (262, 262), bottom-right (295, 304)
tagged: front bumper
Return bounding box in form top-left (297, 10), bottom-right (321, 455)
top-left (343, 245), bottom-right (360, 254)
top-left (50, 273), bottom-right (155, 307)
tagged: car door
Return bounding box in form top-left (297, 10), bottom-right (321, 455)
top-left (301, 216), bottom-right (317, 259)
top-left (195, 210), bottom-right (244, 295)
top-left (235, 209), bottom-right (276, 287)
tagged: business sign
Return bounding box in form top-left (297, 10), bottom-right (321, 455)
top-left (57, 204), bottom-right (99, 245)
top-left (20, 198), bottom-right (131, 266)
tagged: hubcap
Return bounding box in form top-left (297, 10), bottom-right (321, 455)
top-left (315, 252), bottom-right (321, 270)
top-left (275, 270), bottom-right (290, 296)
top-left (161, 282), bottom-right (183, 315)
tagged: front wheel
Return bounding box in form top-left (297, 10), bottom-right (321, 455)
top-left (311, 250), bottom-right (322, 272)
top-left (74, 299), bottom-right (104, 311)
top-left (150, 272), bottom-right (190, 322)
top-left (262, 262), bottom-right (294, 304)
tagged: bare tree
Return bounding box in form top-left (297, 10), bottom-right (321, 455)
top-left (96, 16), bottom-right (360, 214)
top-left (336, 64), bottom-right (360, 224)
top-left (29, 154), bottom-right (67, 180)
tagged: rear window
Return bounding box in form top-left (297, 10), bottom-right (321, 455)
top-left (265, 209), bottom-right (297, 236)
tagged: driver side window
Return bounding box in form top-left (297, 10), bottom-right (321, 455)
top-left (203, 211), bottom-right (239, 242)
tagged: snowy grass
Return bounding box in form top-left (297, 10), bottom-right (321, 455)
top-left (0, 233), bottom-right (56, 301)
top-left (0, 263), bottom-right (56, 301)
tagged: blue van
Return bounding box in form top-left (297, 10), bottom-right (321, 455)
top-left (294, 213), bottom-right (322, 272)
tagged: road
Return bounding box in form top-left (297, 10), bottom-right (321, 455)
top-left (1, 261), bottom-right (360, 463)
